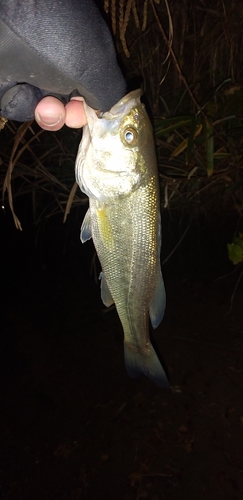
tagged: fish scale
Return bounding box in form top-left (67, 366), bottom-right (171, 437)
top-left (75, 89), bottom-right (169, 387)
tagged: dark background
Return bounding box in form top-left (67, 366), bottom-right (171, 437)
top-left (1, 203), bottom-right (243, 499)
top-left (1, 0), bottom-right (243, 498)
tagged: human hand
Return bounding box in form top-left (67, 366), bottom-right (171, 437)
top-left (0, 0), bottom-right (126, 130)
top-left (35, 96), bottom-right (87, 131)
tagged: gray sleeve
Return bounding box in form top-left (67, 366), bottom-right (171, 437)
top-left (0, 0), bottom-right (126, 121)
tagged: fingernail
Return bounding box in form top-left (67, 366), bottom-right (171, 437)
top-left (36, 113), bottom-right (62, 126)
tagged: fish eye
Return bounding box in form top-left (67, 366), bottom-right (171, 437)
top-left (123, 127), bottom-right (138, 146)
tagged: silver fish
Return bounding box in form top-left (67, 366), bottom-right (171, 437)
top-left (75, 89), bottom-right (168, 387)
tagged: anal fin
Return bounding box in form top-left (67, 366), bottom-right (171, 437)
top-left (149, 270), bottom-right (166, 329)
top-left (99, 272), bottom-right (114, 307)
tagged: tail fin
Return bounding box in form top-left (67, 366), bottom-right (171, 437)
top-left (124, 342), bottom-right (169, 388)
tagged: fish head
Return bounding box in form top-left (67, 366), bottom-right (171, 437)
top-left (75, 90), bottom-right (157, 203)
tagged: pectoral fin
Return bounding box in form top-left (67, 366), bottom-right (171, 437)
top-left (80, 208), bottom-right (92, 243)
top-left (99, 272), bottom-right (114, 307)
top-left (149, 270), bottom-right (166, 329)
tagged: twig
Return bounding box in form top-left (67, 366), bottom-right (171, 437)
top-left (162, 222), bottom-right (190, 264)
top-left (214, 264), bottom-right (240, 281)
top-left (2, 121), bottom-right (37, 229)
top-left (150, 0), bottom-right (207, 120)
top-left (63, 181), bottom-right (79, 222)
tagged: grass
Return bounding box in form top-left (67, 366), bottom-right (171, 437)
top-left (0, 0), bottom-right (243, 236)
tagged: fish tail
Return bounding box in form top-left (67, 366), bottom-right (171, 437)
top-left (124, 342), bottom-right (169, 388)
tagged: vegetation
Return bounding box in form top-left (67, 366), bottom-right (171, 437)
top-left (1, 0), bottom-right (243, 252)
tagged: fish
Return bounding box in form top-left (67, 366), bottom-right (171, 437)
top-left (75, 89), bottom-right (168, 387)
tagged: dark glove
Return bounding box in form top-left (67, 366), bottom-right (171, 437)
top-left (0, 0), bottom-right (126, 121)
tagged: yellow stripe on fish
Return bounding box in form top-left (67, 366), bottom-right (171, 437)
top-left (97, 205), bottom-right (114, 252)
